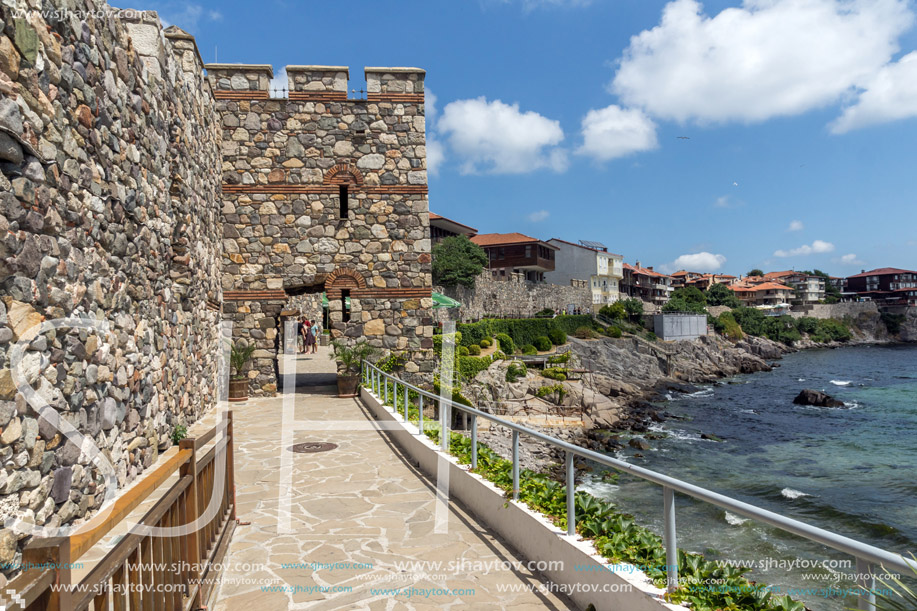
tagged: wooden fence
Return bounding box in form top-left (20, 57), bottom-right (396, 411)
top-left (3, 411), bottom-right (237, 611)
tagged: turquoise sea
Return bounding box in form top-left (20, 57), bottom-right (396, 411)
top-left (581, 343), bottom-right (917, 610)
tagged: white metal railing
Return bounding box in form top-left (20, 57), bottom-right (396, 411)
top-left (361, 360), bottom-right (916, 610)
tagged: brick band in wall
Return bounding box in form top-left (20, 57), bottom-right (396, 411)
top-left (367, 93), bottom-right (425, 104)
top-left (289, 91), bottom-right (348, 102)
top-left (221, 184), bottom-right (428, 194)
top-left (223, 290), bottom-right (289, 301)
top-left (326, 288), bottom-right (433, 299)
top-left (213, 90), bottom-right (270, 100)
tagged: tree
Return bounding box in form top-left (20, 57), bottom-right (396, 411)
top-left (747, 268), bottom-right (764, 277)
top-left (663, 286), bottom-right (707, 314)
top-left (599, 302), bottom-right (626, 320)
top-left (705, 282), bottom-right (740, 308)
top-left (622, 298), bottom-right (644, 318)
top-left (432, 235), bottom-right (488, 287)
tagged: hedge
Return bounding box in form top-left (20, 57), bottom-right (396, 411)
top-left (457, 315), bottom-right (596, 350)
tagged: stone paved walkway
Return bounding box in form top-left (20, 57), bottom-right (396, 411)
top-left (211, 353), bottom-right (572, 610)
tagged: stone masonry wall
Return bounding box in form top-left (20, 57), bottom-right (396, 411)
top-left (210, 65), bottom-right (434, 393)
top-left (434, 276), bottom-right (592, 323)
top-left (0, 4), bottom-right (221, 575)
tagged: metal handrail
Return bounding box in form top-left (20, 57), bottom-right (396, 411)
top-left (362, 360), bottom-right (915, 610)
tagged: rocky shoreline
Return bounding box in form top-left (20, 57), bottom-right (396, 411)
top-left (464, 319), bottom-right (915, 475)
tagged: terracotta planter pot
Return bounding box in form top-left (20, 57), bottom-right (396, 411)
top-left (228, 378), bottom-right (249, 402)
top-left (337, 374), bottom-right (360, 398)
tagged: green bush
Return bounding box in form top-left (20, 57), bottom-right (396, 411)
top-left (663, 287), bottom-right (707, 314)
top-left (608, 326), bottom-right (623, 338)
top-left (547, 352), bottom-right (571, 365)
top-left (541, 367), bottom-right (568, 381)
top-left (810, 318), bottom-right (851, 343)
top-left (548, 328), bottom-right (567, 345)
top-left (533, 336), bottom-right (552, 351)
top-left (705, 282), bottom-right (740, 308)
top-left (599, 302), bottom-right (627, 320)
top-left (796, 316), bottom-right (818, 335)
top-left (622, 298), bottom-right (644, 318)
top-left (457, 355), bottom-right (492, 381)
top-left (717, 311), bottom-right (744, 340)
top-left (467, 344), bottom-right (481, 356)
top-left (457, 346), bottom-right (470, 356)
top-left (646, 331), bottom-right (657, 341)
top-left (522, 344), bottom-right (538, 355)
top-left (495, 333), bottom-right (515, 355)
top-left (505, 361), bottom-right (527, 383)
top-left (480, 338), bottom-right (492, 349)
top-left (432, 331), bottom-right (462, 355)
top-left (432, 235), bottom-right (488, 288)
top-left (575, 326), bottom-right (599, 339)
top-left (534, 308), bottom-right (555, 318)
top-left (552, 315), bottom-right (596, 336)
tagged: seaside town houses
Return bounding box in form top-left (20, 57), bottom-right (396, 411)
top-left (469, 232), bottom-right (558, 283)
top-left (544, 239), bottom-right (624, 305)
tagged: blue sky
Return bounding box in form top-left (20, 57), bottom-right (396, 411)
top-left (148, 0), bottom-right (917, 277)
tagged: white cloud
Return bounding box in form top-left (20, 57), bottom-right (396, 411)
top-left (838, 253), bottom-right (865, 265)
top-left (424, 90), bottom-right (445, 175)
top-left (774, 240), bottom-right (835, 257)
top-left (611, 0), bottom-right (914, 124)
top-left (437, 97), bottom-right (567, 174)
top-left (787, 220), bottom-right (804, 232)
top-left (667, 252), bottom-right (727, 273)
top-left (713, 195), bottom-right (744, 209)
top-left (831, 51), bottom-right (917, 133)
top-left (527, 210), bottom-right (550, 222)
top-left (208, 10), bottom-right (222, 21)
top-left (577, 105), bottom-right (658, 161)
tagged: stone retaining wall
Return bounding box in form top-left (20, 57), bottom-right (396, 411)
top-left (788, 301), bottom-right (879, 319)
top-left (434, 276), bottom-right (591, 322)
top-left (0, 5), bottom-right (221, 575)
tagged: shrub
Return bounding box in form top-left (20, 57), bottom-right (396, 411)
top-left (457, 346), bottom-right (469, 356)
top-left (533, 336), bottom-right (552, 351)
top-left (622, 298), bottom-right (644, 318)
top-left (796, 316), bottom-right (818, 335)
top-left (575, 326), bottom-right (599, 339)
top-left (882, 313), bottom-right (906, 335)
top-left (522, 344), bottom-right (538, 355)
top-left (495, 333), bottom-right (515, 355)
top-left (705, 282), bottom-right (741, 308)
top-left (457, 355), bottom-right (492, 381)
top-left (432, 235), bottom-right (488, 288)
top-left (548, 328), bottom-right (567, 345)
top-left (608, 326), bottom-right (623, 338)
top-left (646, 331), bottom-right (657, 341)
top-left (492, 350), bottom-right (507, 360)
top-left (534, 308), bottom-right (555, 318)
top-left (552, 315), bottom-right (595, 336)
top-left (480, 338), bottom-right (492, 349)
top-left (535, 383), bottom-right (567, 404)
top-left (717, 312), bottom-right (744, 340)
top-left (432, 331), bottom-right (462, 355)
top-left (505, 361), bottom-right (527, 383)
top-left (467, 344), bottom-right (481, 356)
top-left (663, 287), bottom-right (707, 314)
top-left (547, 352), bottom-right (571, 365)
top-left (599, 302), bottom-right (627, 320)
top-left (541, 367), bottom-right (568, 381)
top-left (810, 318), bottom-right (851, 343)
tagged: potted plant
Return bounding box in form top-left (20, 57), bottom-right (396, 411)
top-left (330, 339), bottom-right (377, 397)
top-left (229, 340), bottom-right (256, 402)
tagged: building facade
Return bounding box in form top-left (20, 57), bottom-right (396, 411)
top-left (621, 262), bottom-right (673, 305)
top-left (845, 268), bottom-right (917, 306)
top-left (731, 281), bottom-right (796, 307)
top-left (209, 64), bottom-right (435, 393)
top-left (429, 212), bottom-right (477, 244)
top-left (764, 271), bottom-right (825, 304)
top-left (544, 239), bottom-right (623, 305)
top-left (470, 233), bottom-right (557, 282)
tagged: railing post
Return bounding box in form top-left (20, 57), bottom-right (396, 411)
top-left (404, 383), bottom-right (409, 420)
top-left (226, 411), bottom-right (236, 521)
top-left (441, 398), bottom-right (450, 453)
top-left (179, 437), bottom-right (202, 608)
top-left (418, 393), bottom-right (424, 432)
top-left (22, 537), bottom-right (71, 610)
top-left (471, 415), bottom-right (478, 471)
top-left (512, 430), bottom-right (519, 501)
top-left (663, 485), bottom-right (678, 593)
top-left (856, 558), bottom-right (876, 610)
top-left (566, 451), bottom-right (575, 536)
top-left (384, 374), bottom-right (388, 405)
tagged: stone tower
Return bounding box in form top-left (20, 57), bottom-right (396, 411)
top-left (206, 65), bottom-right (434, 394)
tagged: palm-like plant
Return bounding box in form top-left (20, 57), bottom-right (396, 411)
top-left (869, 555), bottom-right (917, 611)
top-left (329, 340), bottom-right (377, 375)
top-left (229, 341), bottom-right (256, 380)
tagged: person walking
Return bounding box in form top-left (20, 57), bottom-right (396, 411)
top-left (299, 317), bottom-right (310, 354)
top-left (307, 319), bottom-right (319, 354)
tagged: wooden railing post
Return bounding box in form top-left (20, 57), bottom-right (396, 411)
top-left (179, 438), bottom-right (202, 608)
top-left (22, 537), bottom-right (71, 611)
top-left (226, 411), bottom-right (236, 521)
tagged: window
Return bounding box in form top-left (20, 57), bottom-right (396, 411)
top-left (341, 289), bottom-right (351, 322)
top-left (339, 185), bottom-right (349, 219)
top-left (525, 245), bottom-right (531, 258)
top-left (498, 248), bottom-right (505, 260)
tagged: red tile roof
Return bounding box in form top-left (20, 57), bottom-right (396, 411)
top-left (733, 281), bottom-right (795, 292)
top-left (470, 232), bottom-right (557, 249)
top-left (846, 267), bottom-right (917, 279)
top-left (429, 212), bottom-right (478, 234)
top-left (623, 263), bottom-right (671, 278)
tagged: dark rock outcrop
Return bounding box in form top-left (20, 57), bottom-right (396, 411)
top-left (793, 389), bottom-right (845, 408)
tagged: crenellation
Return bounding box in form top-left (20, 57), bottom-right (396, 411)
top-left (286, 65), bottom-right (349, 94)
top-left (205, 63), bottom-right (273, 92)
top-left (365, 67), bottom-right (426, 95)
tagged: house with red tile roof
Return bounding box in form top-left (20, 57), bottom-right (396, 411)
top-left (621, 261), bottom-right (674, 306)
top-left (762, 270), bottom-right (825, 304)
top-left (545, 239), bottom-right (624, 304)
top-left (845, 267), bottom-right (917, 306)
top-left (731, 281), bottom-right (796, 307)
top-left (470, 232), bottom-right (558, 282)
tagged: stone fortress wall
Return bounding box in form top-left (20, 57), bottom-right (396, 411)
top-left (211, 64), bottom-right (434, 394)
top-left (0, 3), bottom-right (224, 572)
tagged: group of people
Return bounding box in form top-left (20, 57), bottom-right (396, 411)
top-left (296, 316), bottom-right (322, 354)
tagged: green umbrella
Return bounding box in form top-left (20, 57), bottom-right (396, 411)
top-left (321, 292), bottom-right (350, 308)
top-left (432, 292), bottom-right (461, 309)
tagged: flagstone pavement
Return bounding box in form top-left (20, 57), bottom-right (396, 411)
top-left (210, 350), bottom-right (574, 610)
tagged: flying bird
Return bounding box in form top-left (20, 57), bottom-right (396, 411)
top-left (676, 136), bottom-right (690, 140)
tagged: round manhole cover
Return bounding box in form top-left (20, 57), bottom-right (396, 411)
top-left (290, 442), bottom-right (338, 454)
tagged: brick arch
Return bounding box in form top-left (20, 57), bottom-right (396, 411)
top-left (325, 267), bottom-right (366, 291)
top-left (324, 163), bottom-right (363, 186)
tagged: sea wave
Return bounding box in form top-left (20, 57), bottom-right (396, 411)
top-left (685, 387), bottom-right (714, 399)
top-left (781, 487), bottom-right (810, 500)
top-left (724, 511), bottom-right (749, 526)
top-left (830, 380), bottom-right (852, 386)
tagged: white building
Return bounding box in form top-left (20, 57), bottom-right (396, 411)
top-left (545, 239), bottom-right (624, 305)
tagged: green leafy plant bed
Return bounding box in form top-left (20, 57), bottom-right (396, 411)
top-left (363, 374), bottom-right (805, 611)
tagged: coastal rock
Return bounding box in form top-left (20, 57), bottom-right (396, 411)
top-left (628, 437), bottom-right (651, 451)
top-left (793, 389), bottom-right (845, 408)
